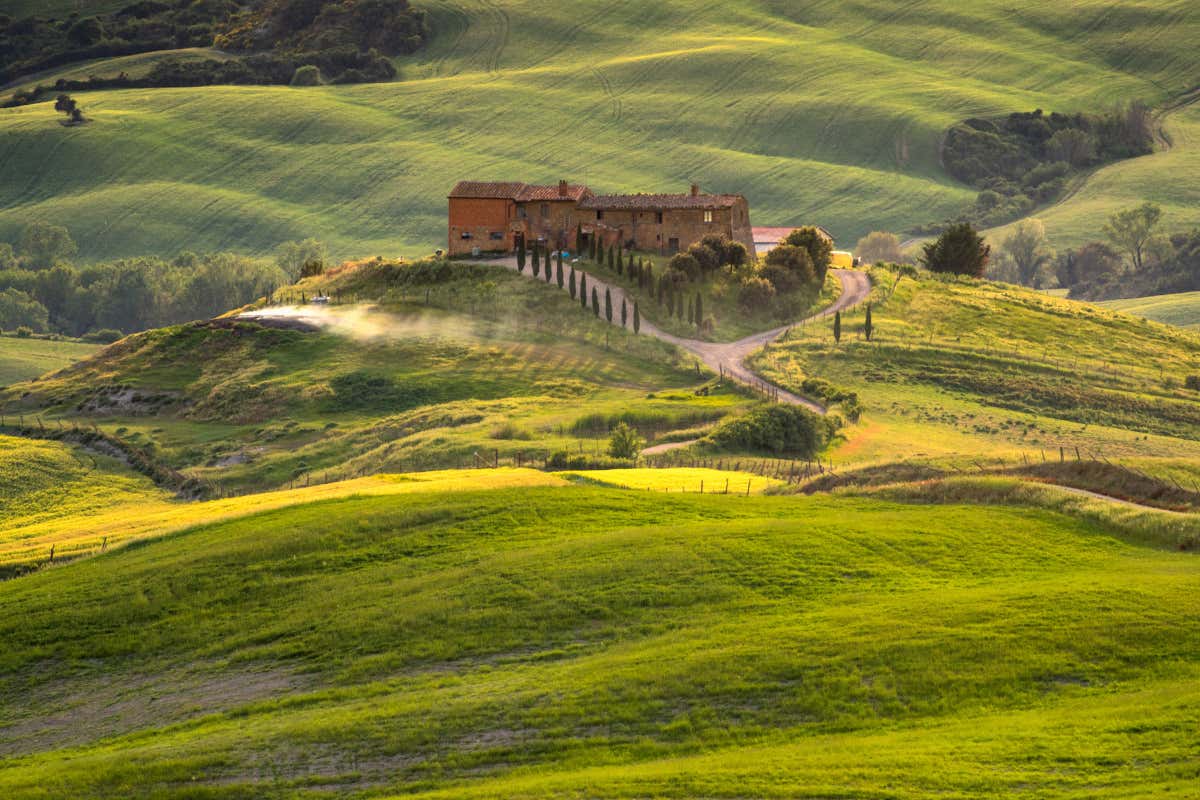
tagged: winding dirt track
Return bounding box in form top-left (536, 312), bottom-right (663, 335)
top-left (486, 256), bottom-right (871, 414)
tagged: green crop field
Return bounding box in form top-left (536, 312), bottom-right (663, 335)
top-left (0, 478), bottom-right (1196, 797)
top-left (2, 0), bottom-right (1199, 262)
top-left (0, 335), bottom-right (99, 386)
top-left (1098, 289), bottom-right (1200, 329)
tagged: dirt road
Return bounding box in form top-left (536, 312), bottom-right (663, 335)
top-left (485, 256), bottom-right (871, 413)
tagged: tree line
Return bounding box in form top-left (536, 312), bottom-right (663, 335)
top-left (0, 222), bottom-right (297, 337)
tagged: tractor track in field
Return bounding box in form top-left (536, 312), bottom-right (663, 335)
top-left (486, 257), bottom-right (871, 416)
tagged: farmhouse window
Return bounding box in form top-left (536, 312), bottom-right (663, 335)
top-left (518, 207), bottom-right (527, 218)
top-left (597, 210), bottom-right (604, 220)
top-left (461, 232), bottom-right (473, 239)
top-left (490, 231), bottom-right (504, 240)
top-left (541, 203), bottom-right (550, 218)
top-left (703, 210), bottom-right (713, 223)
top-left (656, 211), bottom-right (664, 224)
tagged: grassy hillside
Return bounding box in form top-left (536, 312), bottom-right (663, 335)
top-left (0, 262), bottom-right (751, 495)
top-left (0, 335), bottom-right (98, 386)
top-left (0, 478), bottom-right (1195, 797)
top-left (2, 0), bottom-right (1199, 261)
top-left (1097, 289), bottom-right (1200, 329)
top-left (751, 267), bottom-right (1200, 467)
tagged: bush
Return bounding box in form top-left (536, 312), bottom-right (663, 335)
top-left (82, 328), bottom-right (124, 343)
top-left (546, 451), bottom-right (634, 470)
top-left (738, 277), bottom-right (776, 311)
top-left (290, 64), bottom-right (322, 85)
top-left (783, 227), bottom-right (833, 283)
top-left (707, 404), bottom-right (835, 457)
top-left (607, 421), bottom-right (645, 459)
top-left (15, 325), bottom-right (33, 338)
top-left (667, 252), bottom-right (701, 281)
top-left (326, 370), bottom-right (431, 411)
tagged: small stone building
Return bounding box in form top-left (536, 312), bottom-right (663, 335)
top-left (447, 180), bottom-right (754, 257)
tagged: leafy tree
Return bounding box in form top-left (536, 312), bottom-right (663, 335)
top-left (569, 267), bottom-right (577, 299)
top-left (1046, 128), bottom-right (1097, 167)
top-left (784, 227), bottom-right (833, 282)
top-left (607, 421), bottom-right (644, 459)
top-left (591, 286), bottom-right (600, 316)
top-left (667, 252), bottom-right (701, 281)
top-left (738, 277), bottom-right (775, 311)
top-left (276, 238), bottom-right (327, 281)
top-left (633, 301), bottom-right (641, 334)
top-left (1104, 202), bottom-right (1163, 272)
top-left (1002, 218), bottom-right (1052, 286)
top-left (0, 288), bottom-right (49, 332)
top-left (687, 295), bottom-right (694, 325)
top-left (643, 261), bottom-right (652, 290)
top-left (764, 245), bottom-right (816, 287)
top-left (556, 254), bottom-right (564, 288)
top-left (545, 251), bottom-right (553, 282)
top-left (864, 303), bottom-right (873, 341)
top-left (54, 94), bottom-right (84, 124)
top-left (580, 273), bottom-right (588, 307)
top-left (589, 236), bottom-right (597, 261)
top-left (575, 224), bottom-right (584, 255)
top-left (67, 17), bottom-right (105, 47)
top-left (920, 222), bottom-right (990, 277)
top-left (854, 231), bottom-right (904, 264)
top-left (18, 221), bottom-right (76, 269)
top-left (605, 287), bottom-right (613, 322)
top-left (517, 242), bottom-right (526, 273)
top-left (833, 310), bottom-right (841, 343)
top-left (694, 292), bottom-right (703, 328)
top-left (688, 242), bottom-right (720, 275)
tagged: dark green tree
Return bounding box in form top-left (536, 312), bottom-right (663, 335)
top-left (695, 292), bottom-right (703, 328)
top-left (616, 248), bottom-right (624, 276)
top-left (833, 310), bottom-right (842, 343)
top-left (569, 267), bottom-right (577, 299)
top-left (545, 250), bottom-right (553, 282)
top-left (608, 245), bottom-right (615, 270)
top-left (575, 224), bottom-right (585, 255)
top-left (605, 287), bottom-right (613, 322)
top-left (920, 222), bottom-right (990, 277)
top-left (687, 295), bottom-right (694, 325)
top-left (864, 303), bottom-right (873, 341)
top-left (784, 227), bottom-right (834, 284)
top-left (592, 287), bottom-right (600, 316)
top-left (531, 244), bottom-right (541, 278)
top-left (589, 236), bottom-right (597, 261)
top-left (675, 290), bottom-right (684, 319)
top-left (580, 273), bottom-right (588, 307)
top-left (633, 302), bottom-right (641, 334)
top-left (621, 297), bottom-right (628, 327)
top-left (556, 254), bottom-right (564, 288)
top-left (516, 242), bottom-right (526, 273)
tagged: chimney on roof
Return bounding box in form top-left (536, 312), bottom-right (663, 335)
top-left (690, 183), bottom-right (700, 197)
top-left (559, 180), bottom-right (569, 197)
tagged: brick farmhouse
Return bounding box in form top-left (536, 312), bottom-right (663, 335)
top-left (447, 180), bottom-right (755, 258)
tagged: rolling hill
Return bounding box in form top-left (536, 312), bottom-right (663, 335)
top-left (0, 335), bottom-right (99, 386)
top-left (1097, 289), bottom-right (1200, 329)
top-left (0, 475), bottom-right (1196, 797)
top-left (2, 0), bottom-right (1199, 262)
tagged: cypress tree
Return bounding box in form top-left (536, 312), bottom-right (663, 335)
top-left (545, 249), bottom-right (553, 282)
top-left (616, 248), bottom-right (624, 276)
top-left (575, 224), bottom-right (584, 255)
top-left (569, 268), bottom-right (577, 299)
top-left (621, 298), bottom-right (628, 328)
top-left (644, 262), bottom-right (652, 291)
top-left (695, 292), bottom-right (703, 328)
top-left (531, 244), bottom-right (540, 278)
top-left (676, 291), bottom-right (684, 319)
top-left (580, 273), bottom-right (588, 308)
top-left (605, 288), bottom-right (613, 322)
top-left (592, 287), bottom-right (600, 317)
top-left (864, 303), bottom-right (873, 341)
top-left (633, 302), bottom-right (641, 334)
top-left (607, 245), bottom-right (615, 271)
top-left (589, 236), bottom-right (597, 261)
top-left (556, 254), bottom-right (564, 288)
top-left (834, 310), bottom-right (842, 343)
top-left (517, 242), bottom-right (526, 273)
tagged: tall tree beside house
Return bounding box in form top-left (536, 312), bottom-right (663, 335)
top-left (588, 236), bottom-right (596, 261)
top-left (616, 248), bottom-right (624, 276)
top-left (695, 292), bottom-right (703, 329)
top-left (833, 310), bottom-right (842, 343)
top-left (546, 251), bottom-right (554, 283)
top-left (784, 227), bottom-right (834, 284)
top-left (676, 290), bottom-right (684, 320)
top-left (687, 295), bottom-right (694, 325)
top-left (580, 273), bottom-right (588, 308)
top-left (531, 244), bottom-right (540, 278)
top-left (621, 298), bottom-right (628, 328)
top-left (605, 288), bottom-right (613, 322)
top-left (633, 302), bottom-right (641, 334)
top-left (643, 261), bottom-right (652, 290)
top-left (569, 267), bottom-right (577, 299)
top-left (864, 303), bottom-right (873, 341)
top-left (608, 245), bottom-right (615, 271)
top-left (575, 224), bottom-right (584, 255)
top-left (592, 287), bottom-right (600, 317)
top-left (517, 243), bottom-right (526, 273)
top-left (556, 254), bottom-right (564, 288)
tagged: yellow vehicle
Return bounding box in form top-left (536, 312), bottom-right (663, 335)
top-left (830, 250), bottom-right (858, 269)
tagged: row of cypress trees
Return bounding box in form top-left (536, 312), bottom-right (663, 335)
top-left (518, 232), bottom-right (643, 335)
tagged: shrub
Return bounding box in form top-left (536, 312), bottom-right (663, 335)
top-left (738, 277), bottom-right (776, 311)
top-left (783, 227), bottom-right (833, 282)
top-left (607, 421), bottom-right (644, 459)
top-left (15, 325), bottom-right (33, 338)
top-left (708, 405), bottom-right (835, 456)
top-left (854, 231), bottom-right (904, 264)
top-left (763, 246), bottom-right (815, 288)
top-left (668, 252), bottom-right (701, 281)
top-left (290, 64), bottom-right (322, 85)
top-left (83, 328), bottom-right (124, 343)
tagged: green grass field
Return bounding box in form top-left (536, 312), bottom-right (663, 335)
top-left (0, 335), bottom-right (99, 386)
top-left (0, 478), bottom-right (1195, 797)
top-left (2, 0), bottom-right (1199, 262)
top-left (1097, 289), bottom-right (1200, 329)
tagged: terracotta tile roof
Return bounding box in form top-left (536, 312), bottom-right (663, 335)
top-left (516, 184), bottom-right (593, 202)
top-left (448, 181), bottom-right (528, 199)
top-left (579, 193), bottom-right (743, 211)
